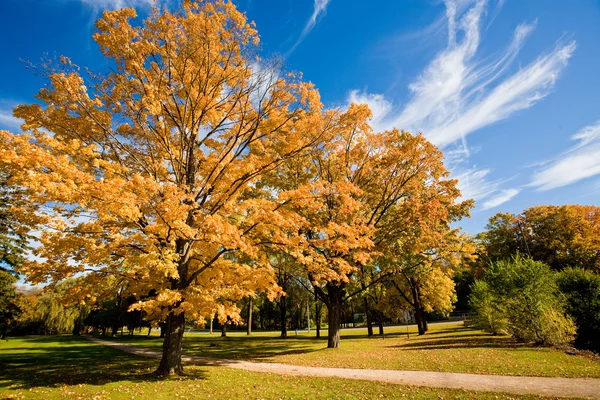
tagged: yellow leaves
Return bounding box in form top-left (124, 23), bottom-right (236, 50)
top-left (420, 268), bottom-right (457, 314)
top-left (0, 0), bottom-right (476, 332)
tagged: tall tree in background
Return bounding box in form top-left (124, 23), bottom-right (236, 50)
top-left (480, 205), bottom-right (600, 271)
top-left (384, 229), bottom-right (474, 335)
top-left (0, 1), bottom-right (329, 375)
top-left (266, 104), bottom-right (471, 347)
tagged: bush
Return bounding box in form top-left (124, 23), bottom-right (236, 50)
top-left (469, 255), bottom-right (575, 346)
top-left (557, 268), bottom-right (600, 353)
top-left (469, 280), bottom-right (507, 335)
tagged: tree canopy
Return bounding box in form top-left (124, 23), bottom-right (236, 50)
top-left (0, 0), bottom-right (474, 372)
top-left (479, 205), bottom-right (600, 271)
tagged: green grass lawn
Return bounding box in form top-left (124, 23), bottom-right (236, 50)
top-left (0, 335), bottom-right (564, 399)
top-left (103, 322), bottom-right (600, 378)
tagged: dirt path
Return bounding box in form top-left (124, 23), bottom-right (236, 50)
top-left (86, 336), bottom-right (600, 399)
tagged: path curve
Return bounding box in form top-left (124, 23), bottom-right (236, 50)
top-left (86, 336), bottom-right (600, 399)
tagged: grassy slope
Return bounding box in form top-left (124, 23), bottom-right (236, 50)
top-left (0, 336), bottom-right (559, 400)
top-left (102, 322), bottom-right (600, 378)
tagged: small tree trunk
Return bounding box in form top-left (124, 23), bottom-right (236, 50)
top-left (280, 295), bottom-right (288, 338)
top-left (155, 311), bottom-right (185, 376)
top-left (315, 299), bottom-right (322, 338)
top-left (411, 282), bottom-right (426, 335)
top-left (209, 318), bottom-right (213, 334)
top-left (247, 296), bottom-right (253, 335)
top-left (160, 322), bottom-right (166, 338)
top-left (363, 297), bottom-right (373, 337)
top-left (221, 321), bottom-right (227, 337)
top-left (378, 314), bottom-right (384, 336)
top-left (72, 318), bottom-right (82, 336)
top-left (147, 326), bottom-right (152, 336)
top-left (306, 298), bottom-right (311, 332)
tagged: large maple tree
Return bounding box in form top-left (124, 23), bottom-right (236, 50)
top-left (0, 0), bottom-right (330, 375)
top-left (265, 104), bottom-right (472, 347)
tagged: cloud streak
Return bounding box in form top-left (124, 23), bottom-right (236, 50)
top-left (346, 0), bottom-right (575, 210)
top-left (481, 188), bottom-right (520, 210)
top-left (73, 0), bottom-right (154, 9)
top-left (530, 121), bottom-right (600, 190)
top-left (0, 101), bottom-right (23, 132)
top-left (350, 0), bottom-right (575, 149)
top-left (287, 0), bottom-right (331, 56)
top-left (451, 165), bottom-right (519, 210)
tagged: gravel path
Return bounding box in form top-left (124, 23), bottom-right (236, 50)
top-left (87, 336), bottom-right (600, 398)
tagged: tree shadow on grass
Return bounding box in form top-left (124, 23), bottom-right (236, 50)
top-left (99, 332), bottom-right (324, 361)
top-left (182, 335), bottom-right (322, 361)
top-left (0, 335), bottom-right (208, 391)
top-left (392, 332), bottom-right (528, 351)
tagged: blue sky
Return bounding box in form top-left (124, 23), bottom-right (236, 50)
top-left (1, 0), bottom-right (599, 234)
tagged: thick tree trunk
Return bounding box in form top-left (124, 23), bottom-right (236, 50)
top-left (363, 297), bottom-right (373, 337)
top-left (247, 296), bottom-right (253, 335)
top-left (280, 295), bottom-right (288, 338)
top-left (155, 311), bottom-right (185, 376)
top-left (327, 294), bottom-right (342, 348)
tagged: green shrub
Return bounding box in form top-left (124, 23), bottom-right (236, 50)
top-left (469, 255), bottom-right (575, 346)
top-left (469, 280), bottom-right (507, 335)
top-left (557, 268), bottom-right (600, 352)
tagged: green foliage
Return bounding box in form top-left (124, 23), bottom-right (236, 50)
top-left (35, 290), bottom-right (86, 334)
top-left (0, 270), bottom-right (22, 337)
top-left (469, 255), bottom-right (575, 346)
top-left (0, 171), bottom-right (32, 273)
top-left (469, 280), bottom-right (507, 334)
top-left (557, 268), bottom-right (600, 353)
top-left (11, 279), bottom-right (89, 335)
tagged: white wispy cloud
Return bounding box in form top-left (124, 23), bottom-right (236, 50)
top-left (0, 111), bottom-right (23, 132)
top-left (347, 90), bottom-right (392, 133)
top-left (452, 165), bottom-right (519, 210)
top-left (346, 0), bottom-right (575, 209)
top-left (530, 121), bottom-right (600, 190)
top-left (0, 101), bottom-right (23, 131)
top-left (72, 0), bottom-right (155, 9)
top-left (349, 0), bottom-right (575, 148)
top-left (481, 188), bottom-right (520, 210)
top-left (287, 0), bottom-right (331, 56)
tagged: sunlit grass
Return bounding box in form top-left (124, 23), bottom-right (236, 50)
top-left (103, 322), bottom-right (600, 378)
top-left (0, 336), bottom-right (560, 400)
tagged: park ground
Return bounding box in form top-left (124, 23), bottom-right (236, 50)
top-left (1, 322), bottom-right (599, 399)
